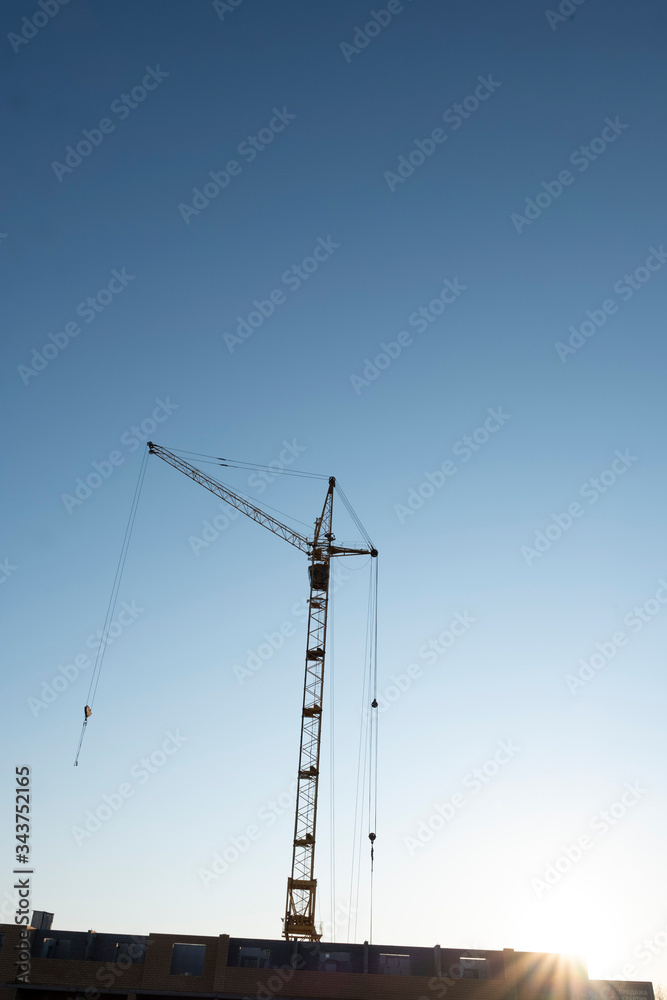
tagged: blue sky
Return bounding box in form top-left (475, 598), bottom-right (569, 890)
top-left (3, 0), bottom-right (667, 986)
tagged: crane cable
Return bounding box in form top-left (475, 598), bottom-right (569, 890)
top-left (336, 472), bottom-right (380, 936)
top-left (153, 447), bottom-right (323, 532)
top-left (74, 448), bottom-right (149, 766)
top-left (210, 479), bottom-right (314, 531)
top-left (348, 556), bottom-right (379, 943)
top-left (329, 566), bottom-right (336, 941)
top-left (368, 557), bottom-right (379, 944)
top-left (335, 484), bottom-right (375, 551)
top-left (158, 446), bottom-right (327, 480)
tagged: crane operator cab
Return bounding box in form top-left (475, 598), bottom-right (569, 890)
top-left (309, 562), bottom-right (329, 590)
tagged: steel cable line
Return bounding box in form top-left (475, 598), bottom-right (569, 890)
top-left (329, 572), bottom-right (336, 941)
top-left (335, 484), bottom-right (375, 551)
top-left (74, 449), bottom-right (148, 766)
top-left (347, 559), bottom-right (377, 941)
top-left (368, 557), bottom-right (379, 944)
top-left (159, 446), bottom-right (328, 480)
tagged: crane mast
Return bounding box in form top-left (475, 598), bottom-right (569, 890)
top-left (147, 444), bottom-right (376, 941)
top-left (285, 478), bottom-right (332, 941)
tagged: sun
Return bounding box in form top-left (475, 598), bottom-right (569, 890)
top-left (516, 887), bottom-right (626, 981)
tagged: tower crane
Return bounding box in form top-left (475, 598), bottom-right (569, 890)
top-left (146, 443), bottom-right (377, 941)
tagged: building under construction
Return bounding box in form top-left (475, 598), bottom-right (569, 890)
top-left (0, 919), bottom-right (655, 1000)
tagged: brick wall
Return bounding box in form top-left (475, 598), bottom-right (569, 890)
top-left (0, 923), bottom-right (634, 1000)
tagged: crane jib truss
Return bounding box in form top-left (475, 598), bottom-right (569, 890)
top-left (147, 443), bottom-right (377, 941)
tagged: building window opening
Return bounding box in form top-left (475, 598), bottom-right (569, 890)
top-left (238, 947), bottom-right (270, 969)
top-left (379, 953), bottom-right (411, 975)
top-left (461, 956), bottom-right (488, 980)
top-left (319, 951), bottom-right (351, 973)
top-left (170, 943), bottom-right (206, 976)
